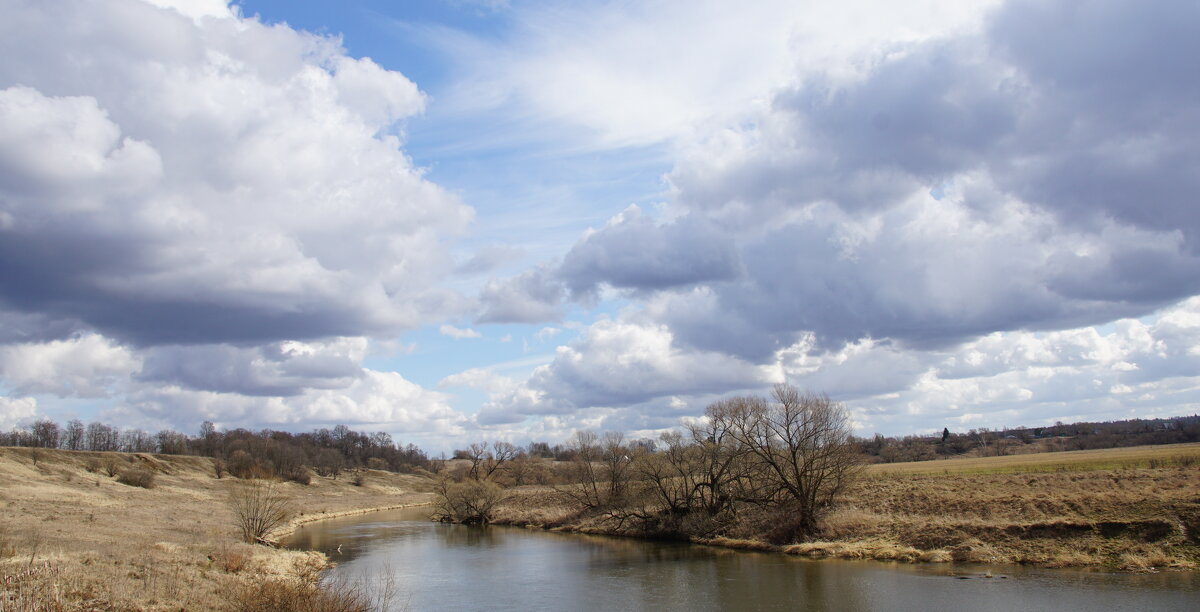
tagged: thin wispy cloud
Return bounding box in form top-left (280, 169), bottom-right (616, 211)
top-left (439, 324), bottom-right (483, 339)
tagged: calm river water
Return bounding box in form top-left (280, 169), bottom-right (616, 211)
top-left (286, 507), bottom-right (1198, 611)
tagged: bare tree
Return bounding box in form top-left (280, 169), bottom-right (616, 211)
top-left (228, 480), bottom-right (293, 544)
top-left (64, 419), bottom-right (85, 451)
top-left (599, 432), bottom-right (633, 502)
top-left (718, 384), bottom-right (862, 538)
top-left (631, 416), bottom-right (756, 535)
top-left (30, 419), bottom-right (59, 449)
top-left (559, 431), bottom-right (602, 508)
top-left (483, 441), bottom-right (519, 480)
top-left (85, 422), bottom-right (119, 452)
top-left (464, 442), bottom-right (489, 480)
top-left (558, 431), bottom-right (633, 510)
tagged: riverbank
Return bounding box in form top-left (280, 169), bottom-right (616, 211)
top-left (490, 447), bottom-right (1200, 571)
top-left (0, 447), bottom-right (434, 610)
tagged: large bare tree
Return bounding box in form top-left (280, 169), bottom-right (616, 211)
top-left (716, 384), bottom-right (863, 538)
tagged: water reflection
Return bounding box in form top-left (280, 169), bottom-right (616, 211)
top-left (435, 523), bottom-right (505, 549)
top-left (286, 508), bottom-right (1199, 612)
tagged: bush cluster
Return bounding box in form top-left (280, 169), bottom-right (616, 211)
top-left (116, 467), bottom-right (156, 489)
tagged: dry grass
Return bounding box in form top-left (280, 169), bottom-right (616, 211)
top-left (0, 447), bottom-right (433, 610)
top-left (491, 486), bottom-right (580, 527)
top-left (868, 442), bottom-right (1200, 475)
top-left (492, 444), bottom-right (1200, 570)
top-left (822, 451), bottom-right (1200, 569)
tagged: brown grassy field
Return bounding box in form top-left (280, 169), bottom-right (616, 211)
top-left (4, 443), bottom-right (1195, 609)
top-left (0, 447), bottom-right (434, 610)
top-left (868, 442), bottom-right (1200, 475)
top-left (492, 444), bottom-right (1200, 571)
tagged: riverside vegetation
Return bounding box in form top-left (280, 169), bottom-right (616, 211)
top-left (483, 444), bottom-right (1200, 570)
top-left (432, 386), bottom-right (1200, 572)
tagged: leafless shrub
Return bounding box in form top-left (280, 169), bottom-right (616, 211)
top-left (351, 471), bottom-right (366, 487)
top-left (228, 480), bottom-right (292, 544)
top-left (433, 477), bottom-right (507, 524)
top-left (103, 456), bottom-right (121, 477)
top-left (212, 545), bottom-right (249, 574)
top-left (285, 467), bottom-right (312, 485)
top-left (116, 467), bottom-right (156, 489)
top-left (84, 457), bottom-right (101, 473)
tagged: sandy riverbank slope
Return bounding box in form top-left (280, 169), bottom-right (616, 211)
top-left (0, 447), bottom-right (433, 610)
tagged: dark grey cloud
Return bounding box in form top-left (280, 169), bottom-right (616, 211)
top-left (137, 341), bottom-right (364, 397)
top-left (558, 207), bottom-right (741, 297)
top-left (476, 265), bottom-right (565, 323)
top-left (985, 0), bottom-right (1200, 245)
top-left (0, 310), bottom-right (83, 345)
top-left (617, 0), bottom-right (1200, 357)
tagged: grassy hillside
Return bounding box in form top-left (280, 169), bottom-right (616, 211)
top-left (0, 447), bottom-right (433, 610)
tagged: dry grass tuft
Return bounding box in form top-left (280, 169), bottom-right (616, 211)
top-left (919, 549), bottom-right (953, 563)
top-left (213, 546), bottom-right (251, 574)
top-left (698, 536), bottom-right (777, 552)
top-left (817, 508), bottom-right (882, 540)
top-left (1043, 550), bottom-right (1104, 568)
top-left (225, 577), bottom-right (371, 612)
top-left (781, 540), bottom-right (928, 562)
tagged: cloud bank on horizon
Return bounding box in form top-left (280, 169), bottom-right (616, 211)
top-left (0, 0), bottom-right (1197, 448)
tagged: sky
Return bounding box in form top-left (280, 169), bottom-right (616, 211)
top-left (1, 0), bottom-right (1198, 452)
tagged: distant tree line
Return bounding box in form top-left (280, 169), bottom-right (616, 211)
top-left (0, 418), bottom-right (431, 482)
top-left (855, 415), bottom-right (1200, 463)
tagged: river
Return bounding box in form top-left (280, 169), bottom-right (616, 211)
top-left (286, 506), bottom-right (1199, 611)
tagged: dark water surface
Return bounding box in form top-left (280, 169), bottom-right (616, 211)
top-left (286, 507), bottom-right (1198, 611)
